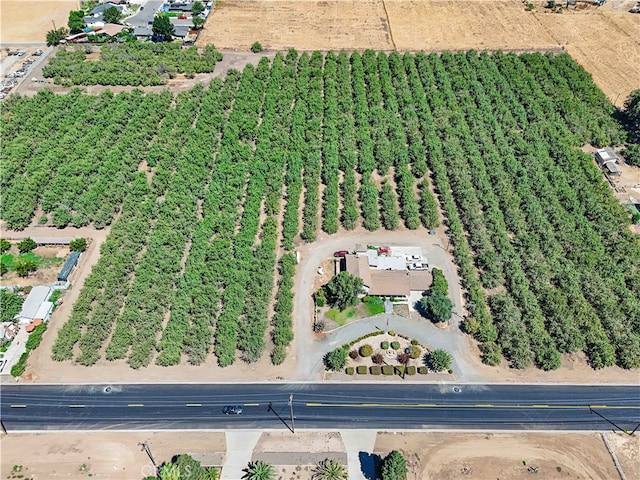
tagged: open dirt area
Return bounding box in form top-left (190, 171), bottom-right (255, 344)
top-left (0, 0), bottom-right (77, 45)
top-left (376, 431), bottom-right (640, 480)
top-left (199, 0), bottom-right (640, 107)
top-left (1, 430), bottom-right (637, 480)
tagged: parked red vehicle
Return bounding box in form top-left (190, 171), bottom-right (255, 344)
top-left (378, 246), bottom-right (390, 254)
top-left (178, 15), bottom-right (187, 19)
top-left (334, 250), bottom-right (348, 258)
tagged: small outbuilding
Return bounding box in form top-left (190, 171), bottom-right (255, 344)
top-left (595, 147), bottom-right (621, 175)
top-left (57, 251), bottom-right (81, 283)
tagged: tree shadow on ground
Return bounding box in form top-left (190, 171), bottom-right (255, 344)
top-left (358, 451), bottom-right (382, 480)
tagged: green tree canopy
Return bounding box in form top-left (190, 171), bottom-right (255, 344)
top-left (192, 16), bottom-right (205, 29)
top-left (103, 6), bottom-right (122, 24)
top-left (420, 290), bottom-right (453, 323)
top-left (430, 268), bottom-right (448, 296)
top-left (623, 89), bottom-right (640, 141)
top-left (15, 257), bottom-right (37, 277)
top-left (242, 461), bottom-right (274, 480)
top-left (69, 238), bottom-right (87, 252)
top-left (46, 27), bottom-right (68, 46)
top-left (192, 1), bottom-right (205, 16)
top-left (0, 290), bottom-right (24, 323)
top-left (324, 271), bottom-right (363, 311)
top-left (0, 239), bottom-right (11, 253)
top-left (17, 237), bottom-right (36, 253)
top-left (428, 349), bottom-right (452, 372)
top-left (324, 347), bottom-right (348, 371)
top-left (381, 450), bottom-right (407, 480)
top-left (152, 14), bottom-right (176, 41)
top-left (68, 10), bottom-right (86, 34)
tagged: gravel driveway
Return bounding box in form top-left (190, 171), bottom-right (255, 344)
top-left (292, 228), bottom-right (487, 382)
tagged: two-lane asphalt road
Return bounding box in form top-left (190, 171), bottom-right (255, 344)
top-left (1, 383), bottom-right (638, 432)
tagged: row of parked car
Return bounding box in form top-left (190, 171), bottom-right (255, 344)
top-left (1, 51), bottom-right (44, 99)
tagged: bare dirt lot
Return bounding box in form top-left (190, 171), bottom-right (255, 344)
top-left (1, 431), bottom-right (637, 480)
top-left (0, 0), bottom-right (77, 45)
top-left (200, 0), bottom-right (640, 106)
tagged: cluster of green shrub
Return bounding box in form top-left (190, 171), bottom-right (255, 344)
top-left (11, 323), bottom-right (47, 377)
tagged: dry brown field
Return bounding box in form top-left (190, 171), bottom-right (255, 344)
top-left (199, 0), bottom-right (640, 106)
top-left (0, 0), bottom-right (77, 45)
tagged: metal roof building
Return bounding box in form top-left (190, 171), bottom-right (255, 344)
top-left (14, 286), bottom-right (51, 324)
top-left (58, 251), bottom-right (81, 282)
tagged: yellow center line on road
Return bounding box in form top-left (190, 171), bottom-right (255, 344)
top-left (128, 404), bottom-right (144, 407)
top-left (69, 404), bottom-right (85, 408)
top-left (10, 404), bottom-right (26, 408)
top-left (305, 403), bottom-right (638, 409)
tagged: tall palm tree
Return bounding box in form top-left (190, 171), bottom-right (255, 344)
top-left (312, 459), bottom-right (348, 480)
top-left (242, 460), bottom-right (275, 480)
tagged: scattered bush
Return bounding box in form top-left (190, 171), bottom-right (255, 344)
top-left (409, 345), bottom-right (422, 359)
top-left (325, 347), bottom-right (348, 371)
top-left (391, 341), bottom-right (401, 350)
top-left (395, 365), bottom-right (405, 375)
top-left (410, 339), bottom-right (418, 346)
top-left (345, 367), bottom-right (354, 375)
top-left (251, 41), bottom-right (263, 53)
top-left (406, 365), bottom-right (416, 375)
top-left (381, 341), bottom-right (389, 349)
top-left (69, 238), bottom-right (87, 252)
top-left (388, 330), bottom-right (396, 336)
top-left (370, 365), bottom-right (381, 375)
top-left (427, 349), bottom-right (452, 372)
top-left (382, 365), bottom-right (394, 375)
top-left (359, 344), bottom-right (373, 357)
top-left (349, 349), bottom-right (360, 360)
top-left (417, 366), bottom-right (428, 374)
top-left (356, 365), bottom-right (367, 374)
top-left (1, 239), bottom-right (11, 253)
top-left (17, 238), bottom-right (36, 254)
top-left (372, 352), bottom-right (384, 364)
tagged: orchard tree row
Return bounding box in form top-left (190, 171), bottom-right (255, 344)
top-left (42, 44), bottom-right (222, 86)
top-left (4, 50), bottom-right (638, 369)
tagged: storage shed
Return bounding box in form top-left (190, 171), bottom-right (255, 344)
top-left (57, 251), bottom-right (81, 282)
top-left (14, 286), bottom-right (51, 324)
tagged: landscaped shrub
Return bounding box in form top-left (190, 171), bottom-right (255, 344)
top-left (359, 344), bottom-right (373, 357)
top-left (381, 341), bottom-right (389, 350)
top-left (372, 352), bottom-right (384, 364)
top-left (10, 352), bottom-right (28, 377)
top-left (388, 330), bottom-right (396, 336)
top-left (356, 365), bottom-right (367, 374)
top-left (417, 366), bottom-right (428, 374)
top-left (395, 365), bottom-right (405, 375)
top-left (410, 339), bottom-right (419, 346)
top-left (349, 349), bottom-right (359, 359)
top-left (391, 341), bottom-right (401, 350)
top-left (410, 345), bottom-right (422, 359)
top-left (345, 367), bottom-right (354, 375)
top-left (382, 365), bottom-right (394, 375)
top-left (325, 347), bottom-right (348, 371)
top-left (427, 349), bottom-right (452, 372)
top-left (370, 365), bottom-right (381, 375)
top-left (406, 365), bottom-right (417, 375)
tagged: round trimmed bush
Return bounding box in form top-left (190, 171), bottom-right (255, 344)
top-left (410, 345), bottom-right (422, 359)
top-left (381, 341), bottom-right (389, 350)
top-left (391, 341), bottom-right (401, 350)
top-left (359, 344), bottom-right (373, 357)
top-left (345, 367), bottom-right (354, 375)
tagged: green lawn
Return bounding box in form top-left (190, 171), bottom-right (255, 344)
top-left (1, 252), bottom-right (64, 272)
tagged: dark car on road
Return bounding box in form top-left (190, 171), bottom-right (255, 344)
top-left (222, 405), bottom-right (243, 415)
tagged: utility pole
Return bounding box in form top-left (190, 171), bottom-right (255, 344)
top-left (138, 441), bottom-right (157, 469)
top-left (288, 394), bottom-right (295, 433)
